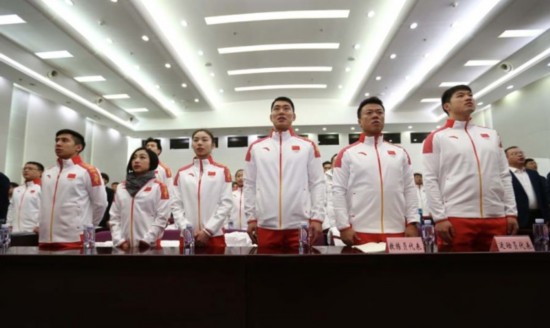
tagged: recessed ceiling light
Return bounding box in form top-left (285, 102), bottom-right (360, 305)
top-left (506, 85), bottom-right (514, 90)
top-left (198, 50), bottom-right (204, 56)
top-left (547, 62), bottom-right (550, 67)
top-left (424, 53), bottom-right (431, 58)
top-left (408, 125), bottom-right (413, 129)
top-left (65, 0), bottom-right (74, 6)
top-left (218, 43), bottom-right (339, 54)
top-left (420, 98), bottom-right (440, 103)
top-left (74, 75), bottom-right (105, 82)
top-left (180, 20), bottom-right (188, 27)
top-left (134, 65), bottom-right (140, 70)
top-left (367, 11), bottom-right (375, 18)
top-left (364, 92), bottom-right (370, 97)
top-left (345, 67), bottom-right (351, 72)
top-left (0, 15), bottom-right (26, 25)
top-left (105, 38), bottom-right (113, 44)
top-left (125, 108), bottom-right (148, 113)
top-left (353, 44), bottom-right (361, 50)
top-left (322, 127), bottom-right (327, 131)
top-left (141, 35), bottom-right (149, 42)
top-left (204, 10), bottom-right (349, 25)
top-left (181, 83), bottom-right (187, 88)
top-left (499, 29), bottom-right (543, 38)
top-left (235, 84), bottom-right (327, 92)
top-left (439, 82), bottom-right (468, 87)
top-left (350, 127), bottom-right (355, 131)
top-left (405, 75), bottom-right (411, 80)
top-left (110, 0), bottom-right (118, 3)
top-left (227, 66), bottom-right (332, 75)
top-left (464, 60), bottom-right (499, 66)
top-left (375, 76), bottom-right (382, 81)
top-left (155, 84), bottom-right (160, 89)
top-left (194, 98), bottom-right (199, 103)
top-left (35, 50), bottom-right (73, 59)
top-left (390, 53), bottom-right (397, 59)
top-left (410, 22), bottom-right (418, 29)
top-left (338, 84), bottom-right (343, 89)
top-left (219, 89), bottom-right (224, 93)
top-left (477, 102), bottom-right (484, 106)
top-left (210, 72), bottom-right (215, 77)
top-left (103, 94), bottom-right (130, 99)
top-left (165, 63), bottom-right (171, 68)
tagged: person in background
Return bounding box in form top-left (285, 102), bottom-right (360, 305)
top-left (111, 182), bottom-right (119, 193)
top-left (322, 161), bottom-right (332, 172)
top-left (8, 182), bottom-right (18, 200)
top-left (506, 147), bottom-right (549, 235)
top-left (423, 85), bottom-right (517, 252)
top-left (244, 96), bottom-right (325, 248)
top-left (172, 129), bottom-right (233, 248)
top-left (144, 137), bottom-right (173, 187)
top-left (323, 154), bottom-right (338, 244)
top-left (333, 97), bottom-right (419, 246)
top-left (232, 181), bottom-right (239, 191)
top-left (7, 161), bottom-right (43, 233)
top-left (0, 172), bottom-right (11, 225)
top-left (228, 169), bottom-right (246, 230)
top-left (39, 129), bottom-right (107, 249)
top-left (414, 173), bottom-right (430, 221)
top-left (109, 147), bottom-right (170, 250)
top-left (99, 172), bottom-right (114, 229)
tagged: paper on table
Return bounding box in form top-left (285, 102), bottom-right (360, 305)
top-left (160, 240), bottom-right (180, 247)
top-left (352, 242), bottom-right (386, 253)
top-left (96, 241), bottom-right (113, 247)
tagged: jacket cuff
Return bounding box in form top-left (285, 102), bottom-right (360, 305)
top-left (339, 226), bottom-right (353, 233)
top-left (309, 218), bottom-right (323, 224)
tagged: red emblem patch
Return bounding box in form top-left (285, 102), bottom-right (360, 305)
top-left (208, 171), bottom-right (216, 176)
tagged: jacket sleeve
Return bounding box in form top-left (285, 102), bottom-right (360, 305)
top-left (88, 168), bottom-right (108, 226)
top-left (143, 183), bottom-right (171, 245)
top-left (171, 172), bottom-right (190, 230)
top-left (497, 135), bottom-right (517, 217)
top-left (402, 150), bottom-right (420, 224)
top-left (307, 145), bottom-right (326, 223)
top-left (204, 179), bottom-right (233, 235)
top-left (332, 150), bottom-right (351, 230)
top-left (244, 147), bottom-right (258, 223)
top-left (108, 190), bottom-right (125, 247)
top-left (6, 194), bottom-right (14, 227)
top-left (422, 134), bottom-right (447, 222)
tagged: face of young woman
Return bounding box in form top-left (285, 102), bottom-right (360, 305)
top-left (192, 131), bottom-right (213, 159)
top-left (131, 150), bottom-right (151, 175)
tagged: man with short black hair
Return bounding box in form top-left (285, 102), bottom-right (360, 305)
top-left (7, 161), bottom-right (44, 233)
top-left (423, 85), bottom-right (517, 252)
top-left (0, 172), bottom-right (9, 225)
top-left (39, 129), bottom-right (107, 249)
top-left (144, 137), bottom-right (173, 186)
top-left (99, 172), bottom-right (114, 228)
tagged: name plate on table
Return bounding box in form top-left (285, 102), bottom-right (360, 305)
top-left (490, 236), bottom-right (534, 252)
top-left (386, 237), bottom-right (424, 254)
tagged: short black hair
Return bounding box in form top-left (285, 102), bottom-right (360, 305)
top-left (271, 96), bottom-right (295, 112)
top-left (525, 158), bottom-right (535, 165)
top-left (504, 146), bottom-right (518, 156)
top-left (331, 153), bottom-right (338, 163)
top-left (56, 129), bottom-right (86, 152)
top-left (9, 182), bottom-right (19, 188)
top-left (126, 147), bottom-right (159, 174)
top-left (192, 129), bottom-right (215, 141)
top-left (357, 96), bottom-right (385, 119)
top-left (26, 161), bottom-right (44, 172)
top-left (101, 172), bottom-right (110, 183)
top-left (322, 161), bottom-right (331, 166)
top-left (441, 85), bottom-right (472, 114)
top-left (414, 173), bottom-right (422, 177)
top-left (145, 137), bottom-right (162, 153)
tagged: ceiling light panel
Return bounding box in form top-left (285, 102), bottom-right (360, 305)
top-left (439, 82), bottom-right (469, 87)
top-left (218, 43), bottom-right (340, 54)
top-left (125, 108), bottom-right (149, 113)
top-left (0, 14), bottom-right (26, 25)
top-left (235, 84), bottom-right (327, 92)
top-left (74, 75), bottom-right (106, 82)
top-left (205, 10), bottom-right (349, 25)
top-left (499, 29), bottom-right (544, 38)
top-left (35, 50), bottom-right (73, 59)
top-left (103, 94), bottom-right (130, 99)
top-left (464, 60), bottom-right (500, 66)
top-left (228, 66), bottom-right (333, 75)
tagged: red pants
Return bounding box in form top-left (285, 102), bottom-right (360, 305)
top-left (39, 241), bottom-right (82, 250)
top-left (208, 235), bottom-right (226, 248)
top-left (257, 227), bottom-right (300, 248)
top-left (437, 217), bottom-right (507, 252)
top-left (355, 232), bottom-right (405, 244)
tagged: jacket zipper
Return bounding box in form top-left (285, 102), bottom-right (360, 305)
top-left (464, 124), bottom-right (484, 217)
top-left (374, 136), bottom-right (385, 233)
top-left (49, 163), bottom-right (63, 242)
top-left (278, 134), bottom-right (283, 229)
top-left (197, 160), bottom-right (203, 230)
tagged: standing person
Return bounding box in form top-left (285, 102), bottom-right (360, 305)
top-left (414, 173), bottom-right (430, 221)
top-left (0, 172), bottom-right (10, 225)
top-left (38, 129), bottom-right (107, 249)
top-left (332, 97), bottom-right (419, 246)
top-left (7, 162), bottom-right (44, 233)
top-left (99, 172), bottom-right (115, 229)
top-left (109, 148), bottom-right (170, 250)
top-left (172, 129), bottom-right (233, 248)
top-left (423, 85), bottom-right (518, 252)
top-left (144, 137), bottom-right (173, 187)
top-left (228, 169), bottom-right (246, 230)
top-left (505, 146), bottom-right (549, 234)
top-left (244, 96), bottom-right (325, 248)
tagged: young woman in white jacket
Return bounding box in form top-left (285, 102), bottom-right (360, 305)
top-left (172, 129), bottom-right (233, 248)
top-left (109, 147), bottom-right (170, 250)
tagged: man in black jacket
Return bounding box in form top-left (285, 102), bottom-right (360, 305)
top-left (0, 172), bottom-right (10, 225)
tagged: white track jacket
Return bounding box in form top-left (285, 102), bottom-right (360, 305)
top-left (7, 179), bottom-right (41, 233)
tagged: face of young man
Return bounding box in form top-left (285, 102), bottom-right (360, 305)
top-left (526, 161), bottom-right (538, 171)
top-left (323, 163), bottom-right (332, 172)
top-left (506, 148), bottom-right (525, 168)
top-left (22, 164), bottom-right (42, 182)
top-left (55, 133), bottom-right (82, 159)
top-left (358, 103), bottom-right (385, 136)
top-left (270, 100), bottom-right (296, 131)
top-left (145, 141), bottom-right (161, 156)
top-left (444, 89), bottom-right (475, 121)
top-left (414, 175), bottom-right (423, 186)
top-left (235, 170), bottom-right (244, 187)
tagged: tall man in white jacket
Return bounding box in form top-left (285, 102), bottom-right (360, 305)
top-left (333, 97), bottom-right (419, 246)
top-left (423, 85), bottom-right (518, 252)
top-left (7, 161), bottom-right (44, 233)
top-left (39, 129), bottom-right (107, 249)
top-left (244, 96), bottom-right (326, 248)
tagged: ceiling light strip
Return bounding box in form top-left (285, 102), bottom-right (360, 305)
top-left (0, 53), bottom-right (133, 129)
top-left (218, 43), bottom-right (339, 54)
top-left (205, 10), bottom-right (349, 25)
top-left (228, 66), bottom-right (333, 75)
top-left (235, 84), bottom-right (327, 91)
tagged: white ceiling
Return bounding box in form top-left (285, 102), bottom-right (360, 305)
top-left (0, 0), bottom-right (549, 138)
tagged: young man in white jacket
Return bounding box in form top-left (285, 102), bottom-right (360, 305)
top-left (244, 96), bottom-right (326, 248)
top-left (332, 97), bottom-right (419, 246)
top-left (7, 161), bottom-right (44, 233)
top-left (39, 129), bottom-right (107, 249)
top-left (422, 85), bottom-right (518, 252)
top-left (145, 137), bottom-right (173, 187)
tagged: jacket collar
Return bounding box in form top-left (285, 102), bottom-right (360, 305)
top-left (445, 118), bottom-right (472, 129)
top-left (193, 155), bottom-right (214, 168)
top-left (359, 133), bottom-right (384, 146)
top-left (57, 154), bottom-right (82, 168)
top-left (270, 127), bottom-right (297, 141)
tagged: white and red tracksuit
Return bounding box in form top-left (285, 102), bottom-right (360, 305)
top-left (7, 179), bottom-right (41, 233)
top-left (172, 156), bottom-right (233, 239)
top-left (39, 155), bottom-right (107, 248)
top-left (229, 187), bottom-right (246, 230)
top-left (154, 161), bottom-right (173, 187)
top-left (244, 128), bottom-right (326, 232)
top-left (332, 133), bottom-right (419, 238)
top-left (109, 178), bottom-right (170, 247)
top-left (423, 119), bottom-right (517, 250)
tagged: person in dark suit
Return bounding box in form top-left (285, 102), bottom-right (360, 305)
top-left (505, 147), bottom-right (549, 235)
top-left (0, 172), bottom-right (10, 225)
top-left (99, 172), bottom-right (114, 229)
